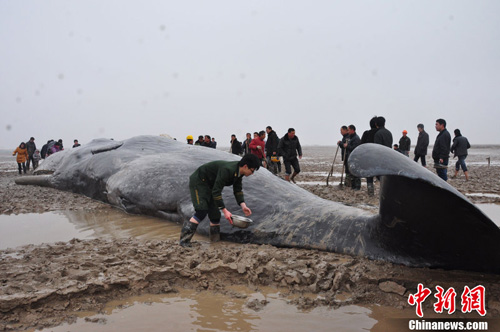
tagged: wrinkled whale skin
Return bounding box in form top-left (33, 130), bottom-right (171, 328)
top-left (16, 136), bottom-right (500, 274)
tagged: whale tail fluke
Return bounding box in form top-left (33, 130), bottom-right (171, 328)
top-left (349, 143), bottom-right (500, 274)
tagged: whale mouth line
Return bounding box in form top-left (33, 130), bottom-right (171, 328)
top-left (91, 142), bottom-right (124, 155)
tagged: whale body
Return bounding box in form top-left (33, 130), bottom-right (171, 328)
top-left (15, 136), bottom-right (500, 274)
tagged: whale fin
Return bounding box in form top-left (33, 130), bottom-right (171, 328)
top-left (349, 143), bottom-right (500, 273)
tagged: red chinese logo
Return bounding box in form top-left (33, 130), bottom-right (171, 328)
top-left (461, 285), bottom-right (486, 316)
top-left (408, 283), bottom-right (432, 318)
top-left (408, 284), bottom-right (487, 317)
top-left (434, 286), bottom-right (457, 314)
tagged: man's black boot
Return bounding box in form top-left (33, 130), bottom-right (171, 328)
top-left (179, 221), bottom-right (198, 247)
top-left (209, 225), bottom-right (220, 242)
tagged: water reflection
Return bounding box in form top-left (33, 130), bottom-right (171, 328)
top-left (60, 209), bottom-right (182, 241)
top-left (37, 288), bottom-right (377, 332)
top-left (0, 209), bottom-right (186, 250)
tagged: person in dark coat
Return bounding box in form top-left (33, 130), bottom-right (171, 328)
top-left (265, 126), bottom-right (280, 175)
top-left (373, 116), bottom-right (393, 148)
top-left (360, 117), bottom-right (378, 195)
top-left (40, 140), bottom-right (53, 159)
top-left (179, 154), bottom-right (261, 247)
top-left (202, 135), bottom-right (215, 148)
top-left (398, 130), bottom-right (411, 157)
top-left (194, 135), bottom-right (204, 146)
top-left (25, 137), bottom-right (37, 171)
top-left (432, 118), bottom-right (451, 181)
top-left (344, 124), bottom-right (361, 190)
top-left (278, 128), bottom-right (302, 183)
top-left (414, 124), bottom-right (429, 167)
top-left (242, 133), bottom-right (252, 155)
top-left (393, 144), bottom-right (404, 154)
top-left (450, 129), bottom-right (471, 180)
top-left (337, 126), bottom-right (349, 161)
top-left (230, 135), bottom-right (242, 155)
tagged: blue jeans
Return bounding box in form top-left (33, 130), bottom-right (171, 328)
top-left (436, 159), bottom-right (449, 181)
top-left (455, 155), bottom-right (468, 172)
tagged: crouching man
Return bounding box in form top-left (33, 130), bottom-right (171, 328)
top-left (179, 154), bottom-right (261, 247)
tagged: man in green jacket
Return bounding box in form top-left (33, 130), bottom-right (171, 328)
top-left (179, 154), bottom-right (261, 247)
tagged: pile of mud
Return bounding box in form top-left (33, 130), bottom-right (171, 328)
top-left (2, 238), bottom-right (499, 331)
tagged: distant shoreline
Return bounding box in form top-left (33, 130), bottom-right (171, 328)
top-left (1, 144), bottom-right (500, 154)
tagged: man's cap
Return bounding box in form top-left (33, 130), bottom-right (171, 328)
top-left (402, 130), bottom-right (407, 134)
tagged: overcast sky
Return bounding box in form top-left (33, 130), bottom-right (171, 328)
top-left (1, 0), bottom-right (499, 149)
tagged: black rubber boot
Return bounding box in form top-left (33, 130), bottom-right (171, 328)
top-left (209, 225), bottom-right (220, 242)
top-left (352, 177), bottom-right (361, 190)
top-left (179, 221), bottom-right (198, 247)
top-left (290, 171), bottom-right (298, 184)
top-left (367, 183), bottom-right (374, 196)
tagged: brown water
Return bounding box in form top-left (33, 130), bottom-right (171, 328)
top-left (0, 209), bottom-right (185, 250)
top-left (34, 286), bottom-right (391, 332)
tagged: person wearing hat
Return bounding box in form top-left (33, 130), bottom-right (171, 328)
top-left (186, 135), bottom-right (194, 145)
top-left (399, 130), bottom-right (411, 157)
top-left (179, 153), bottom-right (261, 247)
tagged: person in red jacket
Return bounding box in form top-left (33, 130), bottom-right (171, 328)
top-left (249, 131), bottom-right (267, 167)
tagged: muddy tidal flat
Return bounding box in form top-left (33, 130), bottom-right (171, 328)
top-left (1, 146), bottom-right (500, 331)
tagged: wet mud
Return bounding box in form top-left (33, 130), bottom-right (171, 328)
top-left (1, 146), bottom-right (500, 331)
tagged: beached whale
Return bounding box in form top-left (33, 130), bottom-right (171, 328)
top-left (15, 136), bottom-right (500, 274)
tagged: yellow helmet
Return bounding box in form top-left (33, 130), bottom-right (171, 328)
top-left (186, 135), bottom-right (194, 140)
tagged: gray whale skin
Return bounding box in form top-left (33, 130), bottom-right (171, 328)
top-left (16, 136), bottom-right (500, 274)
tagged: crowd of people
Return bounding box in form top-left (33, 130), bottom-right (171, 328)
top-left (12, 138), bottom-right (82, 174)
top-left (336, 116), bottom-right (471, 196)
top-left (186, 135), bottom-right (217, 148)
top-left (186, 126), bottom-right (303, 183)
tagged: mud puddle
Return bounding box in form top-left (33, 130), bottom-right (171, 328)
top-left (0, 209), bottom-right (185, 250)
top-left (34, 286), bottom-right (383, 332)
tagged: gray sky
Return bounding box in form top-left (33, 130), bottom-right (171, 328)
top-left (1, 0), bottom-right (499, 149)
